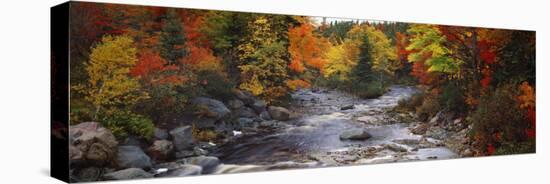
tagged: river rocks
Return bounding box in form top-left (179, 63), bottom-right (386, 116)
top-left (340, 104), bottom-right (355, 110)
top-left (239, 107), bottom-right (258, 118)
top-left (234, 89), bottom-right (255, 105)
top-left (116, 146), bottom-right (152, 169)
top-left (462, 148), bottom-right (474, 157)
top-left (426, 127), bottom-right (448, 140)
top-left (339, 129), bottom-right (372, 140)
top-left (74, 167), bottom-right (102, 182)
top-left (147, 140), bottom-right (174, 162)
top-left (103, 168), bottom-right (153, 180)
top-left (251, 100), bottom-right (267, 113)
top-left (158, 164), bottom-right (202, 177)
top-left (259, 111), bottom-right (271, 120)
top-left (69, 122), bottom-right (118, 166)
top-left (192, 97), bottom-right (231, 120)
top-left (227, 99), bottom-right (245, 110)
top-left (170, 126), bottom-right (194, 151)
top-left (180, 156), bottom-right (220, 174)
top-left (411, 123), bottom-right (429, 135)
top-left (154, 128), bottom-right (169, 140)
top-left (237, 118), bottom-right (256, 128)
top-left (175, 150), bottom-right (195, 159)
top-left (385, 144), bottom-right (408, 152)
top-left (268, 106), bottom-right (290, 121)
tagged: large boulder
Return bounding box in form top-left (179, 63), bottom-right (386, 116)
top-left (411, 123), bottom-right (429, 135)
top-left (251, 100), bottom-right (267, 113)
top-left (267, 106), bottom-right (290, 121)
top-left (103, 168), bottom-right (153, 180)
top-left (116, 146), bottom-right (152, 169)
top-left (239, 107), bottom-right (257, 118)
top-left (259, 111), bottom-right (271, 120)
top-left (192, 97), bottom-right (231, 120)
top-left (169, 126), bottom-right (194, 151)
top-left (69, 122), bottom-right (118, 166)
top-left (234, 90), bottom-right (255, 105)
top-left (180, 156), bottom-right (220, 174)
top-left (237, 118), bottom-right (256, 128)
top-left (147, 140), bottom-right (174, 162)
top-left (339, 129), bottom-right (372, 140)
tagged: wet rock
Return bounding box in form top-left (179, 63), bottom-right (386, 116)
top-left (69, 122), bottom-right (118, 166)
top-left (339, 129), bottom-right (372, 140)
top-left (147, 140), bottom-right (174, 162)
top-left (268, 106), bottom-right (290, 121)
top-left (180, 156), bottom-right (220, 174)
top-left (239, 107), bottom-right (258, 118)
top-left (169, 126), bottom-right (194, 151)
top-left (154, 128), bottom-right (169, 140)
top-left (234, 90), bottom-right (255, 105)
top-left (158, 164), bottom-right (202, 177)
top-left (121, 135), bottom-right (142, 146)
top-left (385, 144), bottom-right (408, 152)
top-left (259, 120), bottom-right (275, 128)
top-left (116, 146), bottom-right (152, 169)
top-left (238, 118), bottom-right (256, 128)
top-left (227, 99), bottom-right (244, 110)
top-left (103, 168), bottom-right (153, 180)
top-left (251, 100), bottom-right (267, 113)
top-left (192, 97), bottom-right (231, 120)
top-left (259, 111), bottom-right (271, 120)
top-left (340, 105), bottom-right (355, 110)
top-left (175, 150), bottom-right (195, 159)
top-left (411, 123), bottom-right (429, 135)
top-left (426, 127), bottom-right (448, 140)
top-left (194, 118), bottom-right (217, 129)
top-left (75, 167), bottom-right (102, 182)
top-left (193, 146), bottom-right (209, 156)
top-left (427, 156), bottom-right (438, 159)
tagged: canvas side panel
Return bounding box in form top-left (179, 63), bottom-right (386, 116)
top-left (51, 2), bottom-right (70, 183)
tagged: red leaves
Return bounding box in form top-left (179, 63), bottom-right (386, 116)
top-left (486, 144), bottom-right (496, 155)
top-left (480, 67), bottom-right (492, 88)
top-left (131, 51), bottom-right (167, 78)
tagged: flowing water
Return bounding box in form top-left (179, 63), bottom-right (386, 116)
top-left (212, 85), bottom-right (457, 172)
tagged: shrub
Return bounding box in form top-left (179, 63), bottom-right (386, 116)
top-left (354, 82), bottom-right (385, 99)
top-left (396, 91), bottom-right (425, 112)
top-left (469, 83), bottom-right (532, 155)
top-left (196, 70), bottom-right (235, 101)
top-left (415, 94), bottom-right (440, 121)
top-left (192, 125), bottom-right (218, 141)
top-left (100, 109), bottom-right (155, 140)
top-left (135, 83), bottom-right (189, 124)
top-left (439, 83), bottom-right (467, 112)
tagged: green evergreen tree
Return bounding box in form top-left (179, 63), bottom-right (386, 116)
top-left (351, 34), bottom-right (375, 84)
top-left (159, 9), bottom-right (187, 65)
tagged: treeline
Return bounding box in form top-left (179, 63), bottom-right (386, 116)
top-left (395, 25), bottom-right (535, 155)
top-left (68, 3), bottom-right (535, 156)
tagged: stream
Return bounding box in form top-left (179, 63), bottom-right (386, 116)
top-left (212, 85), bottom-right (457, 173)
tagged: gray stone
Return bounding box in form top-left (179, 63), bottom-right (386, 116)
top-left (238, 118), bottom-right (256, 128)
top-left (147, 140), bottom-right (174, 161)
top-left (116, 146), bottom-right (152, 169)
top-left (75, 167), bottom-right (102, 182)
top-left (175, 150), bottom-right (195, 159)
top-left (234, 90), bottom-right (255, 105)
top-left (259, 111), bottom-right (271, 120)
top-left (192, 97), bottom-right (231, 120)
top-left (159, 164), bottom-right (202, 177)
top-left (251, 100), bottom-right (267, 113)
top-left (194, 118), bottom-right (217, 129)
top-left (69, 122), bottom-right (118, 166)
top-left (268, 106), bottom-right (290, 121)
top-left (193, 147), bottom-right (209, 156)
top-left (239, 107), bottom-right (257, 118)
top-left (154, 128), bottom-right (169, 140)
top-left (227, 99), bottom-right (245, 109)
top-left (340, 105), bottom-right (355, 110)
top-left (386, 144), bottom-right (408, 152)
top-left (181, 156), bottom-right (220, 174)
top-left (169, 126), bottom-right (194, 151)
top-left (411, 123), bottom-right (429, 135)
top-left (103, 168), bottom-right (153, 180)
top-left (339, 129), bottom-right (372, 140)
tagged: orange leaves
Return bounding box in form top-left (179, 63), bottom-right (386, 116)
top-left (182, 45), bottom-right (222, 72)
top-left (518, 81), bottom-right (536, 139)
top-left (285, 79), bottom-right (311, 91)
top-left (131, 50), bottom-right (186, 85)
top-left (518, 81), bottom-right (535, 109)
top-left (288, 19), bottom-right (328, 73)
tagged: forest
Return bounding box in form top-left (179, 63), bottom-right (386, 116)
top-left (65, 2), bottom-right (535, 182)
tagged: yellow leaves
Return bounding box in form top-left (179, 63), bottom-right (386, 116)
top-left (239, 74), bottom-right (264, 96)
top-left (285, 79), bottom-right (311, 91)
top-left (346, 24), bottom-right (397, 73)
top-left (518, 81), bottom-right (535, 109)
top-left (323, 44), bottom-right (355, 81)
top-left (86, 35), bottom-right (148, 111)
